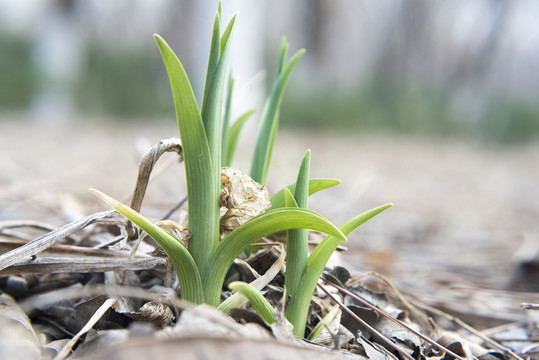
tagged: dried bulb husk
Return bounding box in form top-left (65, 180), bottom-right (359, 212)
top-left (219, 167), bottom-right (272, 238)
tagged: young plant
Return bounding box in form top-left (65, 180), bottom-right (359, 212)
top-left (91, 5), bottom-right (346, 308)
top-left (231, 178), bottom-right (393, 337)
top-left (91, 4), bottom-right (392, 338)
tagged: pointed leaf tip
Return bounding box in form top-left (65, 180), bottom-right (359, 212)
top-left (89, 188), bottom-right (121, 209)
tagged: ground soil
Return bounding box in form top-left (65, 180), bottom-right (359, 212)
top-left (2, 116), bottom-right (539, 325)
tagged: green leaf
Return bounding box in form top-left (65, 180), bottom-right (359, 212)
top-left (293, 150), bottom-right (310, 209)
top-left (227, 281), bottom-right (276, 324)
top-left (285, 150), bottom-right (310, 298)
top-left (154, 34), bottom-right (218, 272)
top-left (218, 248), bottom-right (284, 314)
top-left (201, 10), bottom-right (238, 174)
top-left (220, 11), bottom-right (237, 57)
top-left (201, 8), bottom-right (221, 123)
top-left (270, 178), bottom-right (341, 209)
top-left (221, 73), bottom-right (234, 165)
top-left (276, 38), bottom-right (287, 75)
top-left (285, 203), bottom-right (393, 337)
top-left (202, 208), bottom-right (347, 306)
top-left (306, 305), bottom-right (340, 341)
top-left (283, 187), bottom-right (298, 208)
top-left (199, 10), bottom-right (238, 271)
top-left (90, 189), bottom-right (204, 304)
top-left (250, 38), bottom-right (305, 185)
top-left (223, 108), bottom-right (256, 166)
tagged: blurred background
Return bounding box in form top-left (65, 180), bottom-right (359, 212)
top-left (1, 0), bottom-right (539, 301)
top-left (1, 0), bottom-right (539, 141)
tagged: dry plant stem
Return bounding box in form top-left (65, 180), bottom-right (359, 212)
top-left (127, 138), bottom-right (183, 237)
top-left (521, 343), bottom-right (539, 355)
top-left (322, 277), bottom-right (468, 360)
top-left (521, 303), bottom-right (539, 310)
top-left (317, 283), bottom-right (416, 360)
top-left (91, 234), bottom-right (126, 249)
top-left (54, 298), bottom-right (117, 360)
top-left (480, 321), bottom-right (526, 336)
top-left (0, 256), bottom-right (167, 276)
top-left (129, 138), bottom-right (183, 212)
top-left (0, 210), bottom-right (121, 271)
top-left (412, 299), bottom-right (526, 360)
top-left (355, 271), bottom-right (431, 329)
top-left (0, 238), bottom-right (135, 257)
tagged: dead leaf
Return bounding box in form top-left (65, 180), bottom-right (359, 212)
top-left (55, 297), bottom-right (117, 360)
top-left (0, 293), bottom-right (41, 359)
top-left (0, 292), bottom-right (38, 340)
top-left (357, 335), bottom-right (399, 360)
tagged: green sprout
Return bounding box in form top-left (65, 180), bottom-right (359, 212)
top-left (91, 4), bottom-right (392, 338)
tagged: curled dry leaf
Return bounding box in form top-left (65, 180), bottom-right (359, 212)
top-left (219, 167), bottom-right (272, 237)
top-left (0, 293), bottom-right (41, 359)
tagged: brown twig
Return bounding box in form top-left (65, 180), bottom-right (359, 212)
top-left (0, 210), bottom-right (122, 271)
top-left (54, 298), bottom-right (117, 360)
top-left (317, 282), bottom-right (416, 360)
top-left (353, 271), bottom-right (432, 330)
top-left (409, 297), bottom-right (525, 360)
top-left (321, 275), bottom-right (468, 360)
top-left (521, 303), bottom-right (539, 310)
top-left (126, 138), bottom-right (183, 238)
top-left (0, 255), bottom-right (167, 275)
top-left (129, 138), bottom-right (183, 213)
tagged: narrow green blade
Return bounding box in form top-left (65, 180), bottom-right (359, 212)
top-left (90, 189), bottom-right (204, 304)
top-left (306, 305), bottom-right (340, 341)
top-left (220, 11), bottom-right (237, 57)
top-left (227, 281), bottom-right (276, 324)
top-left (250, 39), bottom-right (305, 184)
top-left (154, 34), bottom-right (218, 272)
top-left (285, 150), bottom-right (310, 298)
top-left (202, 208), bottom-right (346, 306)
top-left (285, 203), bottom-right (393, 337)
top-left (293, 150), bottom-right (310, 209)
top-left (270, 178), bottom-right (341, 209)
top-left (283, 187), bottom-right (298, 208)
top-left (201, 8), bottom-right (221, 122)
top-left (199, 11), bottom-right (238, 260)
top-left (218, 248), bottom-right (284, 314)
top-left (201, 11), bottom-right (238, 174)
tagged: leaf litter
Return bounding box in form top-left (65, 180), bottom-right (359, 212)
top-left (0, 137), bottom-right (538, 359)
